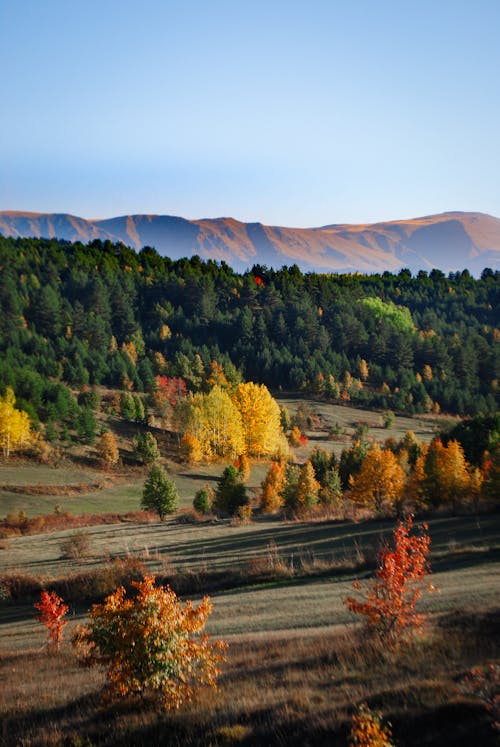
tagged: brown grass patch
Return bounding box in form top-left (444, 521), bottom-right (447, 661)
top-left (0, 608), bottom-right (498, 746)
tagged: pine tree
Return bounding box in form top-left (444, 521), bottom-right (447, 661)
top-left (141, 464), bottom-right (178, 519)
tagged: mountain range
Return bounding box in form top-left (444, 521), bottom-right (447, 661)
top-left (1, 210), bottom-right (499, 274)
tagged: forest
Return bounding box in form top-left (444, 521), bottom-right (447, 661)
top-left (0, 235), bottom-right (498, 431)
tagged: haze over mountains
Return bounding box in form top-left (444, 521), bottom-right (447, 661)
top-left (1, 210), bottom-right (499, 274)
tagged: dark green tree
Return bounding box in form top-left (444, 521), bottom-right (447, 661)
top-left (213, 465), bottom-right (247, 516)
top-left (141, 464), bottom-right (178, 519)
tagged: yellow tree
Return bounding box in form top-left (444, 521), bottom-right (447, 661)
top-left (97, 431), bottom-right (120, 469)
top-left (358, 359), bottom-right (369, 381)
top-left (234, 453), bottom-right (251, 482)
top-left (0, 387), bottom-right (32, 458)
top-left (232, 382), bottom-right (283, 457)
top-left (174, 386), bottom-right (245, 460)
top-left (422, 438), bottom-right (470, 509)
top-left (350, 445), bottom-right (405, 515)
top-left (294, 460), bottom-right (320, 514)
top-left (204, 360), bottom-right (229, 391)
top-left (260, 460), bottom-right (286, 514)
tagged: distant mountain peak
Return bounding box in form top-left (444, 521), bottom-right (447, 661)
top-left (1, 209), bottom-right (499, 274)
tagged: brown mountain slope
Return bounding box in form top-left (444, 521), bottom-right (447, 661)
top-left (1, 210), bottom-right (499, 273)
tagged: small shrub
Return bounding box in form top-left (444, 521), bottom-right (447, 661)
top-left (60, 531), bottom-right (92, 559)
top-left (34, 590), bottom-right (69, 651)
top-left (72, 575), bottom-right (227, 709)
top-left (193, 486), bottom-right (214, 514)
top-left (348, 704), bottom-right (395, 747)
top-left (345, 516), bottom-right (432, 646)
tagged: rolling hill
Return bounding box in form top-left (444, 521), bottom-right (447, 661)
top-left (1, 209), bottom-right (499, 274)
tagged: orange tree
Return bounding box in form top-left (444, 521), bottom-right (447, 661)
top-left (345, 516), bottom-right (431, 645)
top-left (349, 704), bottom-right (395, 747)
top-left (73, 575), bottom-right (227, 709)
top-left (34, 590), bottom-right (69, 651)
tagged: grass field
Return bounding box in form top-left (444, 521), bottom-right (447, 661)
top-left (1, 400), bottom-right (497, 746)
top-left (0, 398), bottom-right (442, 519)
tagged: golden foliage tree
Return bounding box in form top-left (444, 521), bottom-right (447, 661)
top-left (180, 433), bottom-right (204, 464)
top-left (174, 385), bottom-right (245, 461)
top-left (410, 438), bottom-right (471, 509)
top-left (232, 382), bottom-right (283, 457)
top-left (358, 359), bottom-right (369, 381)
top-left (293, 460), bottom-right (320, 514)
top-left (350, 445), bottom-right (405, 515)
top-left (73, 575), bottom-right (227, 709)
top-left (97, 431), bottom-right (119, 469)
top-left (260, 460), bottom-right (286, 514)
top-left (234, 453), bottom-right (251, 482)
top-left (0, 387), bottom-right (31, 458)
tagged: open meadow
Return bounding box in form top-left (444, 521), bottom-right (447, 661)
top-left (0, 400), bottom-right (498, 746)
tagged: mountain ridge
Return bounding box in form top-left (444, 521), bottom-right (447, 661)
top-left (1, 209), bottom-right (499, 274)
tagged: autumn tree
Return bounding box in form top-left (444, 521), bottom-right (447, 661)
top-left (97, 431), bottom-right (119, 469)
top-left (34, 590), bottom-right (69, 651)
top-left (358, 358), bottom-right (369, 381)
top-left (349, 704), bottom-right (395, 747)
top-left (72, 575), bottom-right (227, 708)
top-left (410, 438), bottom-right (471, 509)
top-left (232, 382), bottom-right (284, 457)
top-left (0, 387), bottom-right (31, 458)
top-left (141, 464), bottom-right (178, 519)
top-left (289, 425), bottom-right (303, 447)
top-left (345, 516), bottom-right (431, 645)
top-left (234, 453), bottom-right (251, 482)
top-left (180, 433), bottom-right (204, 464)
top-left (174, 386), bottom-right (245, 460)
top-left (151, 375), bottom-right (187, 418)
top-left (284, 461), bottom-right (320, 516)
top-left (350, 445), bottom-right (405, 515)
top-left (260, 460), bottom-right (286, 514)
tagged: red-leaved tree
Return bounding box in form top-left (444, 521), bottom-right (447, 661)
top-left (345, 516), bottom-right (432, 645)
top-left (34, 590), bottom-right (69, 651)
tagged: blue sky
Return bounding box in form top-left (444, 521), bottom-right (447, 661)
top-left (1, 0), bottom-right (499, 226)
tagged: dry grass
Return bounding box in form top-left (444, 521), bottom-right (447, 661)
top-left (0, 608), bottom-right (498, 746)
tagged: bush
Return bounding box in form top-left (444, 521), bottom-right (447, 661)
top-left (345, 516), bottom-right (432, 646)
top-left (60, 531), bottom-right (92, 559)
top-left (72, 575), bottom-right (227, 709)
top-left (193, 486), bottom-right (214, 514)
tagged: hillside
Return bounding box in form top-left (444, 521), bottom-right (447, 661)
top-left (1, 210), bottom-right (499, 273)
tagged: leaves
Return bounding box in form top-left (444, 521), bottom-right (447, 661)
top-left (350, 445), bottom-right (405, 515)
top-left (72, 575), bottom-right (227, 709)
top-left (345, 517), bottom-right (431, 646)
top-left (34, 590), bottom-right (69, 651)
top-left (141, 464), bottom-right (178, 519)
top-left (0, 387), bottom-right (32, 458)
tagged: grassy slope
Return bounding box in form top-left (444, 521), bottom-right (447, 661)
top-left (0, 398), bottom-right (441, 517)
top-left (1, 401), bottom-right (497, 745)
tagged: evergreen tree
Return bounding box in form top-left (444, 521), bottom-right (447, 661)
top-left (141, 464), bottom-right (178, 519)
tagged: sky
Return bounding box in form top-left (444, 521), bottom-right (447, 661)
top-left (1, 0), bottom-right (499, 227)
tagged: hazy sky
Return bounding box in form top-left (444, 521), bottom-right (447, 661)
top-left (1, 0), bottom-right (499, 226)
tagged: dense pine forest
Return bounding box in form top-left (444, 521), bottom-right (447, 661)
top-left (0, 235), bottom-right (498, 428)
